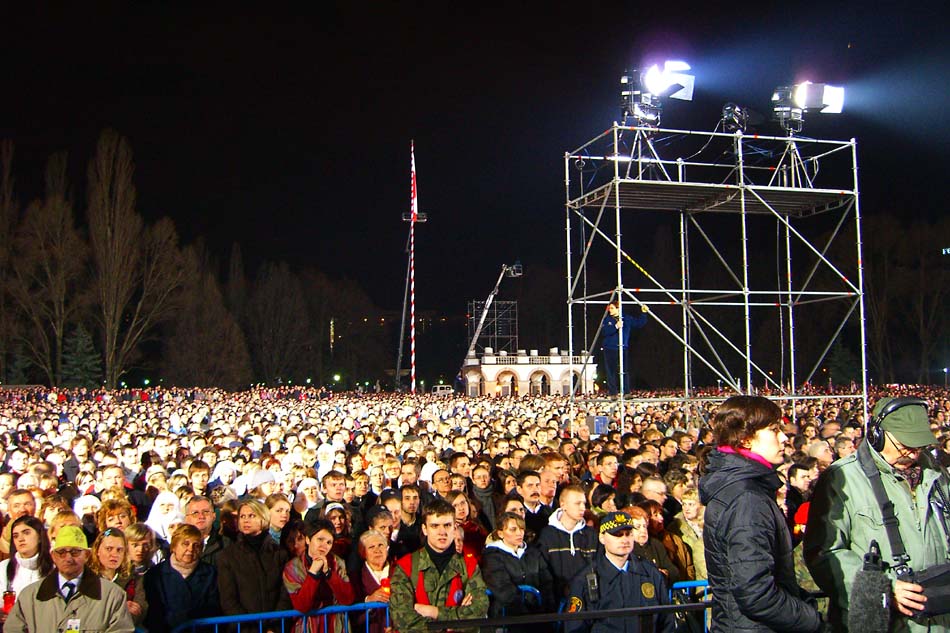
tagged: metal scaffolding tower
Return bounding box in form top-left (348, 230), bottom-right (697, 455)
top-left (467, 300), bottom-right (519, 355)
top-left (565, 123), bottom-right (867, 409)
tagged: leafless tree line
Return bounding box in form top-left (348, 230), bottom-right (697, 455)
top-left (0, 131), bottom-right (389, 390)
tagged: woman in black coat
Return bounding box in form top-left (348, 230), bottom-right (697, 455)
top-left (217, 500), bottom-right (293, 621)
top-left (698, 396), bottom-right (822, 633)
top-left (480, 512), bottom-right (555, 624)
top-left (143, 524), bottom-right (220, 633)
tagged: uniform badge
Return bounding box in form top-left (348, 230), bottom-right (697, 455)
top-left (568, 596), bottom-right (583, 613)
top-left (641, 582), bottom-right (655, 599)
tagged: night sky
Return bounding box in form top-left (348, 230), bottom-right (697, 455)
top-left (2, 2), bottom-right (948, 315)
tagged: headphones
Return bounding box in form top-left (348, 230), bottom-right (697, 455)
top-left (866, 397), bottom-right (929, 452)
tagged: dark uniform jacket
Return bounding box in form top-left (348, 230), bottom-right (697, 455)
top-left (700, 449), bottom-right (821, 632)
top-left (564, 550), bottom-right (674, 633)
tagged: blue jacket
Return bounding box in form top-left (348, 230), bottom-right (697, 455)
top-left (143, 558), bottom-right (221, 633)
top-left (601, 313), bottom-right (646, 350)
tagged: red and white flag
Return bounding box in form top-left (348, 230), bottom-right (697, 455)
top-left (410, 140), bottom-right (419, 221)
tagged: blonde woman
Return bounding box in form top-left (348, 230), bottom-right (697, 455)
top-left (88, 527), bottom-right (148, 625)
top-left (668, 486), bottom-right (706, 580)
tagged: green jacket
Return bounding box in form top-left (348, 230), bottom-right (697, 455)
top-left (804, 444), bottom-right (950, 632)
top-left (390, 548), bottom-right (489, 632)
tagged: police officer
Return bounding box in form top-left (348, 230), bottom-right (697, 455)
top-left (565, 511), bottom-right (674, 633)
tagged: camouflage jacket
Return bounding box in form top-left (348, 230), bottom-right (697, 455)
top-left (390, 548), bottom-right (489, 632)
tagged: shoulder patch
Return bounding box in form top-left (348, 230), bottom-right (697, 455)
top-left (567, 596), bottom-right (583, 612)
top-left (641, 582), bottom-right (655, 600)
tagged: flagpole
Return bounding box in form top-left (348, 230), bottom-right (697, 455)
top-left (402, 141), bottom-right (427, 394)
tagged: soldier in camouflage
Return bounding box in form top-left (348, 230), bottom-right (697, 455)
top-left (390, 499), bottom-right (489, 632)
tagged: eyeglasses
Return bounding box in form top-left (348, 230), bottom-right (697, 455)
top-left (188, 510), bottom-right (214, 518)
top-left (53, 548), bottom-right (86, 558)
top-left (886, 432), bottom-right (925, 459)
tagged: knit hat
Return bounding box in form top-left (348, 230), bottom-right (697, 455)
top-left (52, 525), bottom-right (88, 551)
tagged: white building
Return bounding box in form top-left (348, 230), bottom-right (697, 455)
top-left (462, 347), bottom-right (597, 397)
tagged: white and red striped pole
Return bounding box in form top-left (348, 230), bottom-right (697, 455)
top-left (409, 141), bottom-right (419, 394)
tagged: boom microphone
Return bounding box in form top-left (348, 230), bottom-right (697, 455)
top-left (847, 540), bottom-right (892, 633)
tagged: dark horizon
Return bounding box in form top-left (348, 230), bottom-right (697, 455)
top-left (3, 3), bottom-right (948, 314)
top-left (1, 4), bottom-right (948, 389)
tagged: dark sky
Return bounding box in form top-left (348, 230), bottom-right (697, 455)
top-left (2, 2), bottom-right (947, 313)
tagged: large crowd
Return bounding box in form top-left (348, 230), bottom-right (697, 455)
top-left (1, 385), bottom-right (949, 632)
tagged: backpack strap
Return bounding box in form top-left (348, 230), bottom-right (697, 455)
top-left (856, 441), bottom-right (913, 578)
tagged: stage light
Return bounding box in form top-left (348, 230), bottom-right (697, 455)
top-left (773, 81), bottom-right (845, 133)
top-left (772, 86), bottom-right (805, 133)
top-left (620, 61), bottom-right (694, 127)
top-left (793, 81), bottom-right (845, 113)
top-left (722, 103), bottom-right (749, 133)
top-left (643, 61), bottom-right (695, 100)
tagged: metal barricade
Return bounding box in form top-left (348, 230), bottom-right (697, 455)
top-left (170, 601), bottom-right (390, 633)
top-left (670, 579), bottom-right (710, 633)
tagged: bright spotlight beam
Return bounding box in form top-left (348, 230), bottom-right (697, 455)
top-left (643, 61), bottom-right (695, 101)
top-left (792, 81), bottom-right (845, 113)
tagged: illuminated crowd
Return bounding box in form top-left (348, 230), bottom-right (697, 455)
top-left (1, 385), bottom-right (949, 631)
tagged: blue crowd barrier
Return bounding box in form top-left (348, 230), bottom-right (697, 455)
top-left (486, 585), bottom-right (544, 633)
top-left (670, 579), bottom-right (710, 633)
top-left (170, 601), bottom-right (390, 633)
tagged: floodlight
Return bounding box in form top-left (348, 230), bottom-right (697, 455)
top-left (772, 86), bottom-right (804, 133)
top-left (792, 81), bottom-right (845, 113)
top-left (620, 61), bottom-right (694, 127)
top-left (642, 61), bottom-right (695, 100)
top-left (772, 81), bottom-right (845, 133)
top-left (722, 103), bottom-right (749, 133)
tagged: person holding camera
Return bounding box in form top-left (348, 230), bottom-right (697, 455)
top-left (805, 397), bottom-right (950, 631)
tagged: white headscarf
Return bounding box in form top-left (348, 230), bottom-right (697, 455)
top-left (146, 491), bottom-right (181, 542)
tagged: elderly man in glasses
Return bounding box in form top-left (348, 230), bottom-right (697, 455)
top-left (5, 525), bottom-right (134, 633)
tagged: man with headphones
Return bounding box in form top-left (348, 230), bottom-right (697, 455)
top-left (804, 397), bottom-right (950, 631)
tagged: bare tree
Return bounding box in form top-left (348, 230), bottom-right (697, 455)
top-left (163, 243), bottom-right (252, 390)
top-left (9, 153), bottom-right (88, 385)
top-left (901, 220), bottom-right (948, 383)
top-left (246, 261), bottom-right (310, 383)
top-left (862, 214), bottom-right (904, 383)
top-left (87, 130), bottom-right (185, 388)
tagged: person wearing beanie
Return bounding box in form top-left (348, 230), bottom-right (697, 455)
top-left (4, 525), bottom-right (135, 633)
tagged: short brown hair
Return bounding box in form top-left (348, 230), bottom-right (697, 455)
top-left (422, 499), bottom-right (455, 524)
top-left (712, 396), bottom-right (782, 449)
top-left (493, 511), bottom-right (526, 540)
top-left (170, 523), bottom-right (204, 551)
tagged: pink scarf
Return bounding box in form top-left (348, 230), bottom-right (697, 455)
top-left (718, 445), bottom-right (774, 469)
